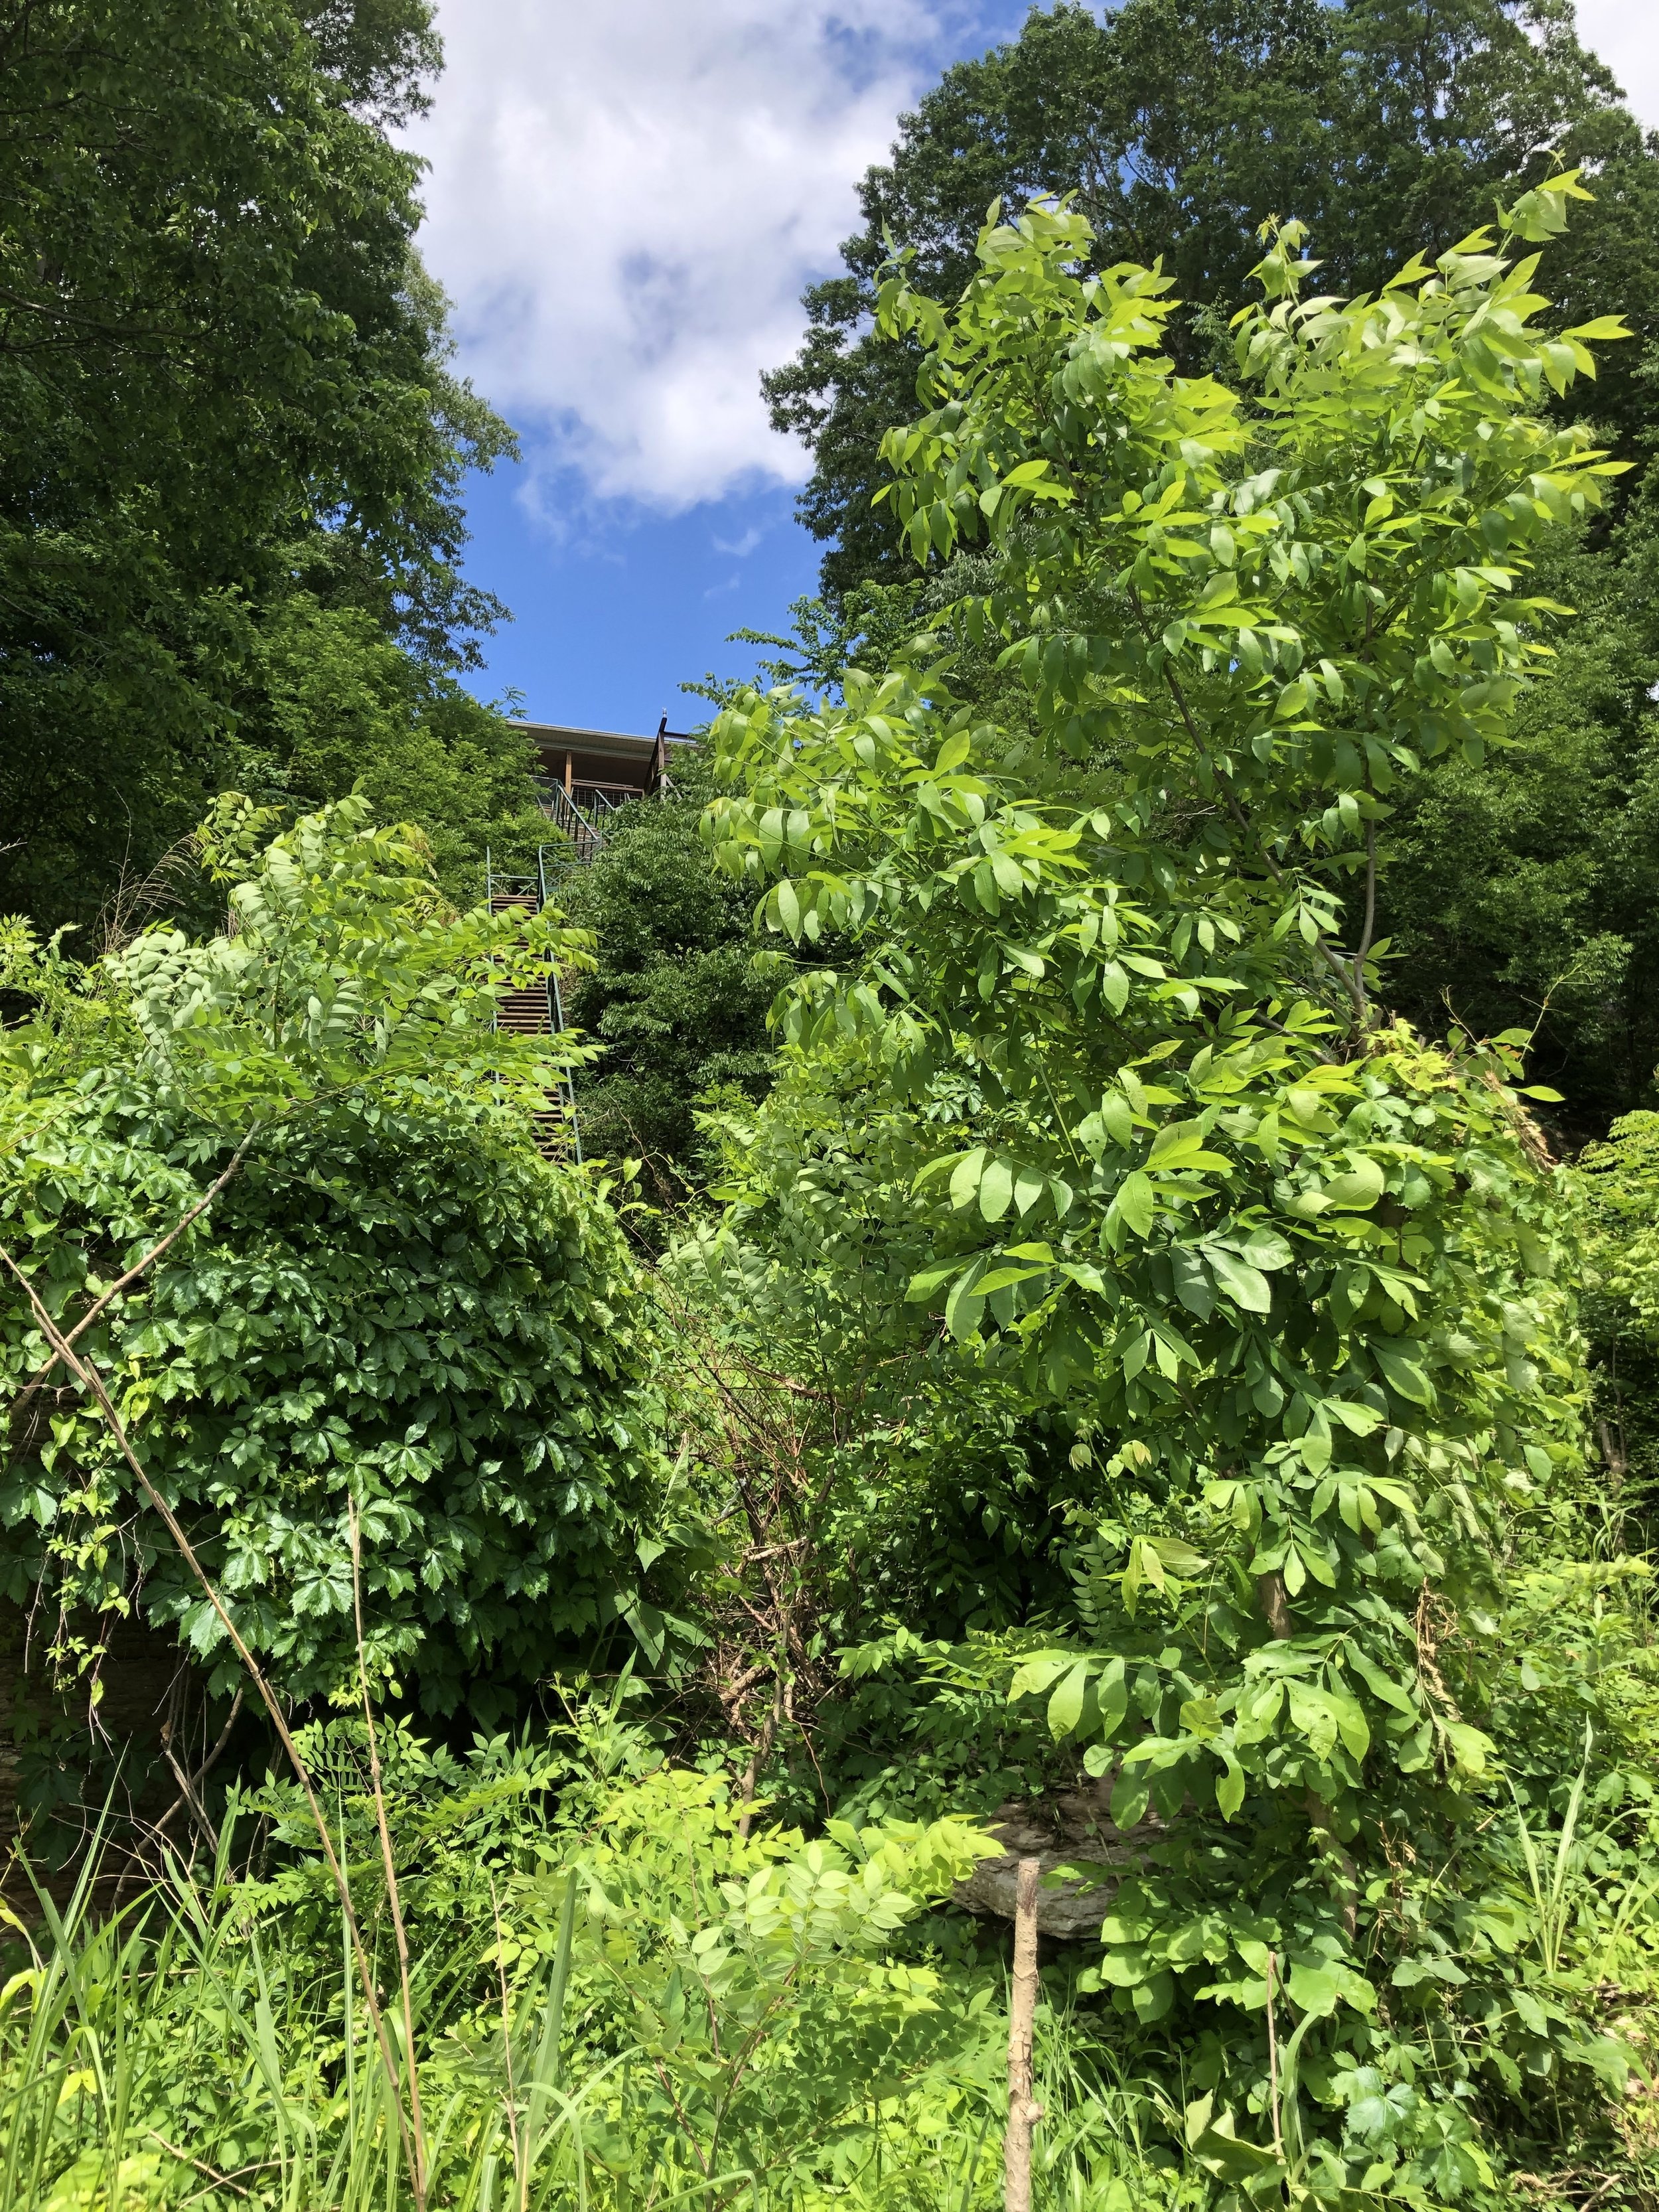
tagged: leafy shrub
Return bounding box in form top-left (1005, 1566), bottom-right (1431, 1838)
top-left (1573, 1108), bottom-right (1659, 1534)
top-left (0, 1710), bottom-right (1173, 2211)
top-left (0, 798), bottom-right (676, 1719)
top-left (556, 748), bottom-right (780, 1191)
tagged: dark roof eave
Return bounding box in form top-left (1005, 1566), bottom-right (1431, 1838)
top-left (508, 719), bottom-right (697, 764)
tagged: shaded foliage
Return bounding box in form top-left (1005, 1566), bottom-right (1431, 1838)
top-left (1364, 512), bottom-right (1659, 1127)
top-left (556, 750), bottom-right (780, 1193)
top-left (0, 0), bottom-right (523, 937)
top-left (1574, 1107), bottom-right (1659, 1534)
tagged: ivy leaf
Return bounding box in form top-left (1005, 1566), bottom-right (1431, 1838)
top-left (1322, 1155), bottom-right (1386, 1211)
top-left (1287, 1962), bottom-right (1339, 2017)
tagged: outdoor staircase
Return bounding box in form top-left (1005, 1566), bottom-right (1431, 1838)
top-left (488, 845), bottom-right (581, 1162)
top-left (541, 783), bottom-right (616, 865)
top-left (488, 771), bottom-right (678, 1161)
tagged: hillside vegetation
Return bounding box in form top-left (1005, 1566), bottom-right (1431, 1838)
top-left (4, 4), bottom-right (1659, 2211)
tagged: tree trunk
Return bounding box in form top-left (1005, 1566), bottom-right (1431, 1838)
top-left (1005, 1855), bottom-right (1044, 2212)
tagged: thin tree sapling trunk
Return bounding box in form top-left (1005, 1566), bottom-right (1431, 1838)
top-left (1005, 1854), bottom-right (1044, 2212)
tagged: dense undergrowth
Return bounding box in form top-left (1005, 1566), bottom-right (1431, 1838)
top-left (0, 1706), bottom-right (1187, 2211)
top-left (9, 137), bottom-right (1659, 2212)
top-left (6, 1654), bottom-right (1659, 2211)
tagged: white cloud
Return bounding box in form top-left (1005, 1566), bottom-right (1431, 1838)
top-left (1574, 0), bottom-right (1658, 128)
top-left (409, 1), bottom-right (972, 514)
top-left (409, 0), bottom-right (1652, 528)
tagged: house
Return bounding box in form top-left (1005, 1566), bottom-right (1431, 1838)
top-left (508, 713), bottom-right (697, 820)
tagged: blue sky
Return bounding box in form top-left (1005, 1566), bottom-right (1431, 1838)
top-left (409, 0), bottom-right (1654, 739)
top-left (445, 458), bottom-right (824, 735)
top-left (409, 0), bottom-right (1035, 735)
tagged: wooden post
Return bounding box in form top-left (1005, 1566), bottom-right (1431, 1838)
top-left (563, 750), bottom-right (573, 796)
top-left (1005, 1856), bottom-right (1043, 2212)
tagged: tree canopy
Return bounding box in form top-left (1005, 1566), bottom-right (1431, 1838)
top-left (0, 0), bottom-right (535, 936)
top-left (765, 0), bottom-right (1657, 599)
top-left (758, 0), bottom-right (1659, 1129)
top-left (701, 182), bottom-right (1634, 2174)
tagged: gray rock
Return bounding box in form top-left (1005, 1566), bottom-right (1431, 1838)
top-left (951, 1778), bottom-right (1163, 1942)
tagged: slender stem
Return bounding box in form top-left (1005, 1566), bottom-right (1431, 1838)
top-left (1004, 1856), bottom-right (1043, 2212)
top-left (157, 1728), bottom-right (218, 1852)
top-left (0, 1244), bottom-right (419, 2201)
top-left (736, 1646), bottom-right (787, 1842)
top-left (150, 1686), bottom-right (243, 1846)
top-left (349, 1499), bottom-right (429, 2209)
top-left (143, 2134), bottom-right (255, 2201)
top-left (1354, 817), bottom-right (1378, 1011)
top-left (487, 1875), bottom-right (526, 2207)
top-left (1265, 1949), bottom-right (1284, 2159)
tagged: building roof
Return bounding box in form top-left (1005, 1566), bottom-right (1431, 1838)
top-left (508, 719), bottom-right (695, 767)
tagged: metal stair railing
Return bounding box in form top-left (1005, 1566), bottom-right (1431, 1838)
top-left (541, 782), bottom-right (629, 862)
top-left (484, 845), bottom-right (582, 1164)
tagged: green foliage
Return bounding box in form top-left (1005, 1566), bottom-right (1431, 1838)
top-left (6, 20), bottom-right (1659, 2203)
top-left (554, 750), bottom-right (780, 1191)
top-left (765, 0), bottom-right (1656, 600)
top-left (1346, 490), bottom-right (1659, 1127)
top-left (0, 1718), bottom-right (1181, 2210)
top-left (703, 188), bottom-right (1655, 2185)
top-left (232, 591), bottom-right (552, 909)
top-left (0, 799), bottom-right (675, 1718)
top-left (1573, 1109), bottom-right (1659, 1529)
top-left (760, 0), bottom-right (1659, 1130)
top-left (0, 0), bottom-right (520, 937)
